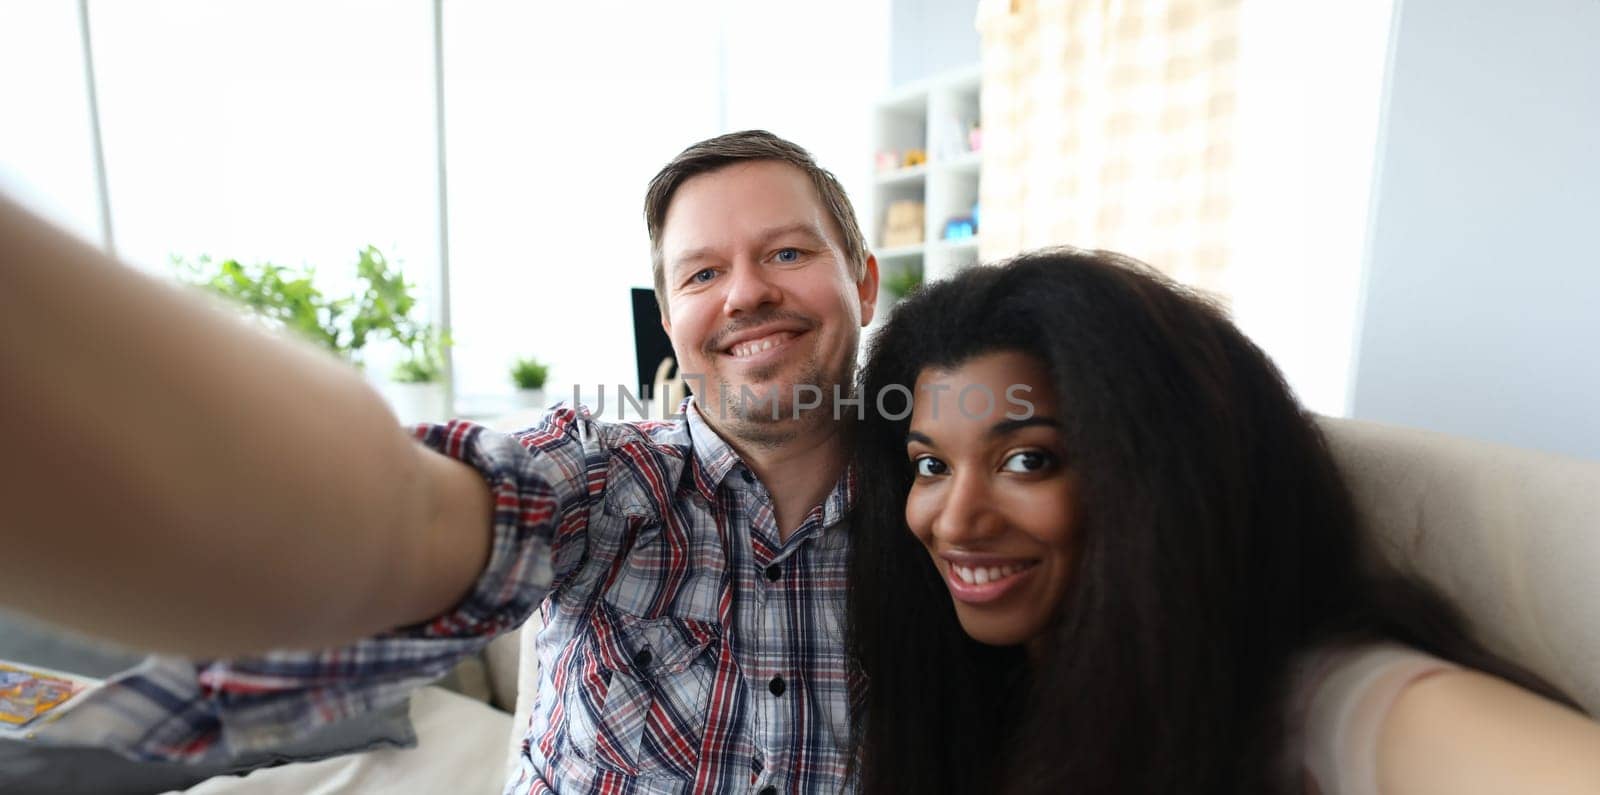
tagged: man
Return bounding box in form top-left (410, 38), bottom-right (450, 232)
top-left (0, 130), bottom-right (878, 793)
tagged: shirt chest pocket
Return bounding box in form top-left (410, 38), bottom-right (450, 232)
top-left (564, 605), bottom-right (721, 781)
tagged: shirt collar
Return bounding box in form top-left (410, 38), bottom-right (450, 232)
top-left (683, 399), bottom-right (857, 523)
top-left (684, 399), bottom-right (744, 501)
top-left (820, 462), bottom-right (857, 527)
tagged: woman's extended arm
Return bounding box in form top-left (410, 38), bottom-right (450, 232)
top-left (0, 194), bottom-right (491, 657)
top-left (1379, 669), bottom-right (1600, 793)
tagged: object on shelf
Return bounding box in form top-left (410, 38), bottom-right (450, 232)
top-left (902, 148), bottom-right (927, 168)
top-left (882, 200), bottom-right (926, 248)
top-left (930, 109), bottom-right (982, 162)
top-left (875, 151), bottom-right (900, 172)
top-left (930, 113), bottom-right (974, 161)
top-left (942, 216), bottom-right (977, 241)
top-left (883, 261), bottom-right (924, 300)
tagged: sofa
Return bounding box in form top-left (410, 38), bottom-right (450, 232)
top-left (6, 416), bottom-right (1595, 793)
top-left (1319, 417), bottom-right (1599, 718)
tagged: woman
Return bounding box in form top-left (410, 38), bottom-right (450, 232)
top-left (847, 249), bottom-right (1600, 793)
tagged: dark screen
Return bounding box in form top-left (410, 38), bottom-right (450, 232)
top-left (631, 287), bottom-right (681, 398)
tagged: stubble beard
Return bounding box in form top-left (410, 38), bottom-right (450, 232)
top-left (714, 350), bottom-right (846, 450)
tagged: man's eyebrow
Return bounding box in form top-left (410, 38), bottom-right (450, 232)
top-left (757, 222), bottom-right (827, 245)
top-left (989, 416), bottom-right (1060, 436)
top-left (669, 248), bottom-right (719, 279)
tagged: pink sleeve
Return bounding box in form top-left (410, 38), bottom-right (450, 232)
top-left (1294, 643), bottom-right (1459, 795)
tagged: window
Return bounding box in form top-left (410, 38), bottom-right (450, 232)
top-left (3, 0), bottom-right (890, 416)
top-left (441, 1), bottom-right (723, 407)
top-left (0, 1), bottom-right (102, 243)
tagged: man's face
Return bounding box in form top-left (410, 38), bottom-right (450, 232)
top-left (659, 160), bottom-right (878, 446)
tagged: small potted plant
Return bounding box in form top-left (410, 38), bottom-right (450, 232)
top-left (388, 325), bottom-right (451, 424)
top-left (510, 356), bottom-right (550, 411)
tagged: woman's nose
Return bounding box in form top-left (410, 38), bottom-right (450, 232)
top-left (930, 470), bottom-right (1004, 545)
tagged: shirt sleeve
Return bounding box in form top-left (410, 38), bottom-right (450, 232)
top-left (1295, 642), bottom-right (1460, 795)
top-left (31, 407), bottom-right (603, 762)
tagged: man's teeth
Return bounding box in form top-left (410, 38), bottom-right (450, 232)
top-left (950, 562), bottom-right (1031, 585)
top-left (730, 335), bottom-right (787, 357)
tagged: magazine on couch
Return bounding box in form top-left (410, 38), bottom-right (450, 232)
top-left (0, 661), bottom-right (98, 735)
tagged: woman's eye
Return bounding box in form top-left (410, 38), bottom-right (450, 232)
top-left (912, 455), bottom-right (947, 477)
top-left (1001, 450), bottom-right (1054, 473)
top-left (774, 248), bottom-right (801, 263)
top-left (691, 268), bottom-right (717, 284)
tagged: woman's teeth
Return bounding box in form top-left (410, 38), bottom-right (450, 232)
top-left (950, 561), bottom-right (1032, 585)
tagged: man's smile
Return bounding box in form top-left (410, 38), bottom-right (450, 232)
top-left (726, 330), bottom-right (799, 359)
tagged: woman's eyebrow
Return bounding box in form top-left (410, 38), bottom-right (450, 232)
top-left (988, 416), bottom-right (1061, 437)
top-left (906, 430), bottom-right (934, 446)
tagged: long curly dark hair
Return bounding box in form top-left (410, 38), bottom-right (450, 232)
top-left (846, 249), bottom-right (1571, 793)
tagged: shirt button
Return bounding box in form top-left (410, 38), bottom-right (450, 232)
top-left (740, 469), bottom-right (755, 484)
top-left (634, 649), bottom-right (653, 669)
top-left (758, 787), bottom-right (777, 795)
top-left (764, 563), bottom-right (782, 582)
top-left (768, 675), bottom-right (786, 696)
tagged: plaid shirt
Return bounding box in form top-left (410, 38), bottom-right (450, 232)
top-left (37, 402), bottom-right (857, 794)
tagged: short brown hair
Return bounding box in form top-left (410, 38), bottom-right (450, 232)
top-left (644, 130), bottom-right (868, 313)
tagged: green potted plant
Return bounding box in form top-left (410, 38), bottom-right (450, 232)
top-left (173, 246), bottom-right (452, 423)
top-left (509, 356), bottom-right (550, 411)
top-left (172, 255), bottom-right (357, 360)
top-left (387, 324), bottom-right (452, 423)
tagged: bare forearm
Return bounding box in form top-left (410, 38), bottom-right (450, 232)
top-left (1379, 670), bottom-right (1600, 794)
top-left (0, 195), bottom-right (489, 656)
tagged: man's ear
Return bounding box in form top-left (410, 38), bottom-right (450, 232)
top-left (857, 254), bottom-right (880, 327)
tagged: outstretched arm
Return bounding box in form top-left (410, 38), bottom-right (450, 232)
top-left (0, 193), bottom-right (491, 657)
top-left (1379, 669), bottom-right (1600, 794)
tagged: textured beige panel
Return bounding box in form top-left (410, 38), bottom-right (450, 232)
top-left (977, 0), bottom-right (1241, 296)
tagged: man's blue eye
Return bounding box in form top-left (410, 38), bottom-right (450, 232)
top-left (692, 268), bottom-right (716, 284)
top-left (776, 248), bottom-right (800, 263)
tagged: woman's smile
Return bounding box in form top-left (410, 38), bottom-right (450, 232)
top-left (903, 350), bottom-right (1080, 648)
top-left (941, 556), bottom-right (1041, 604)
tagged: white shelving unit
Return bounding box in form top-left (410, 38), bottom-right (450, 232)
top-left (866, 65), bottom-right (983, 336)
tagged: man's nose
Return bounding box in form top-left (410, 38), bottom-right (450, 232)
top-left (722, 259), bottom-right (782, 315)
top-left (931, 470), bottom-right (1004, 546)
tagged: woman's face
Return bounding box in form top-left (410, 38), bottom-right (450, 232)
top-left (904, 351), bottom-right (1079, 650)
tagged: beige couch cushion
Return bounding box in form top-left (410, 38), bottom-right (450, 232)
top-left (1321, 417), bottom-right (1600, 717)
top-left (175, 687), bottom-right (511, 795)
